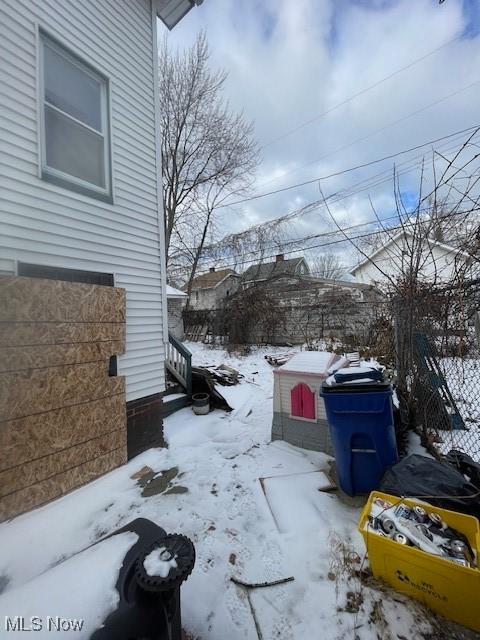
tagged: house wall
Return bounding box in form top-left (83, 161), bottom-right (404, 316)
top-left (189, 275), bottom-right (241, 311)
top-left (353, 238), bottom-right (466, 285)
top-left (215, 274), bottom-right (240, 307)
top-left (0, 0), bottom-right (167, 406)
top-left (0, 276), bottom-right (127, 522)
top-left (190, 287), bottom-right (217, 311)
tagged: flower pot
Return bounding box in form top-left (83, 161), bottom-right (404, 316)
top-left (192, 392), bottom-right (210, 415)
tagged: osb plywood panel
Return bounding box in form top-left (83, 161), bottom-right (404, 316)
top-left (0, 276), bottom-right (125, 323)
top-left (0, 429), bottom-right (126, 498)
top-left (0, 447), bottom-right (127, 522)
top-left (0, 340), bottom-right (124, 372)
top-left (0, 394), bottom-right (125, 471)
top-left (0, 276), bottom-right (127, 522)
top-left (0, 322), bottom-right (125, 347)
top-left (0, 362), bottom-right (125, 421)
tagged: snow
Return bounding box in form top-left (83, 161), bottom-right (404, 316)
top-left (324, 363), bottom-right (382, 386)
top-left (166, 284), bottom-right (187, 298)
top-left (143, 547), bottom-right (177, 578)
top-left (335, 377), bottom-right (376, 384)
top-left (262, 471), bottom-right (340, 534)
top-left (334, 365), bottom-right (380, 376)
top-left (0, 343), bottom-right (444, 639)
top-left (164, 392), bottom-right (187, 402)
top-left (278, 350), bottom-right (340, 375)
top-left (436, 357), bottom-right (480, 460)
top-left (0, 532), bottom-right (137, 639)
top-left (328, 356), bottom-right (349, 373)
top-left (407, 431), bottom-right (435, 458)
top-left (215, 382), bottom-right (254, 417)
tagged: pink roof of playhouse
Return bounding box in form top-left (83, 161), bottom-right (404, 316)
top-left (275, 351), bottom-right (346, 376)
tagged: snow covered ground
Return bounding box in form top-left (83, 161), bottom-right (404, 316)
top-left (0, 343), bottom-right (466, 639)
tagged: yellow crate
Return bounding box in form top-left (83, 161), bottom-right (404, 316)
top-left (359, 491), bottom-right (480, 632)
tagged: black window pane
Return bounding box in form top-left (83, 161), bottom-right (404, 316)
top-left (18, 263), bottom-right (114, 286)
top-left (44, 41), bottom-right (102, 132)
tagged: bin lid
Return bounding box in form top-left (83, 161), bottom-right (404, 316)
top-left (321, 379), bottom-right (392, 394)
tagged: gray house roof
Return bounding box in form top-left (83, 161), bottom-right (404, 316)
top-left (242, 257), bottom-right (308, 283)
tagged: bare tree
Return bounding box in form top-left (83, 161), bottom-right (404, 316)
top-left (319, 130), bottom-right (480, 401)
top-left (159, 33), bottom-right (258, 292)
top-left (309, 253), bottom-right (347, 280)
top-left (222, 285), bottom-right (287, 346)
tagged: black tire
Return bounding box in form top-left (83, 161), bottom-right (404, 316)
top-left (135, 534), bottom-right (195, 593)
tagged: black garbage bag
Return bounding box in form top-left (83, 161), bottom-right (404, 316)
top-left (444, 449), bottom-right (480, 488)
top-left (379, 454), bottom-right (480, 519)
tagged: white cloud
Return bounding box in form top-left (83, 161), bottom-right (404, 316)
top-left (163, 0), bottom-right (480, 267)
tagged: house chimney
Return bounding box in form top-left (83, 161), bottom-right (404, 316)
top-left (276, 254), bottom-right (284, 263)
top-left (209, 267), bottom-right (216, 273)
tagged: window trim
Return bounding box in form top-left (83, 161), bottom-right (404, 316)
top-left (38, 29), bottom-right (113, 203)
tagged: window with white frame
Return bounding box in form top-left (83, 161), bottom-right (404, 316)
top-left (39, 32), bottom-right (111, 199)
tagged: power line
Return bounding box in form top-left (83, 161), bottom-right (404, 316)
top-left (192, 123), bottom-right (480, 213)
top-left (170, 167), bottom-right (480, 270)
top-left (224, 130), bottom-right (477, 229)
top-left (260, 38), bottom-right (457, 150)
top-left (186, 207), bottom-right (480, 276)
top-left (172, 132), bottom-right (479, 260)
top-left (224, 200), bottom-right (467, 260)
top-left (255, 81), bottom-right (480, 191)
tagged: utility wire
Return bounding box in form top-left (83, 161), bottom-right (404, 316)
top-left (213, 200), bottom-right (468, 262)
top-left (260, 38), bottom-right (457, 150)
top-left (172, 133), bottom-right (479, 260)
top-left (170, 172), bottom-right (480, 273)
top-left (257, 82), bottom-right (480, 190)
top-left (179, 127), bottom-right (472, 236)
top-left (186, 207), bottom-right (480, 276)
top-left (189, 123), bottom-right (480, 214)
top-left (168, 38), bottom-right (467, 226)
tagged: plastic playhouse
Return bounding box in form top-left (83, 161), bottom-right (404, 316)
top-left (271, 351), bottom-right (346, 454)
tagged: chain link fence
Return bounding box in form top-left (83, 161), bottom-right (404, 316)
top-left (389, 276), bottom-right (480, 463)
top-left (411, 330), bottom-right (480, 462)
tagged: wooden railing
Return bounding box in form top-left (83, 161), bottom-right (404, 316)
top-left (166, 332), bottom-right (192, 396)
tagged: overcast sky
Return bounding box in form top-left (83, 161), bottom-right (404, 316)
top-left (163, 0), bottom-right (480, 269)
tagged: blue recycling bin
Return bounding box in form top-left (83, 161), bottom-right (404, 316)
top-left (320, 381), bottom-right (398, 496)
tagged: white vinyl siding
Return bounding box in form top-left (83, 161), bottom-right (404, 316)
top-left (0, 0), bottom-right (166, 402)
top-left (353, 239), bottom-right (466, 285)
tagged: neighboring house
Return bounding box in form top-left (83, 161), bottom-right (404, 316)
top-left (187, 268), bottom-right (241, 310)
top-left (0, 0), bottom-right (203, 520)
top-left (242, 254), bottom-right (309, 288)
top-left (350, 230), bottom-right (472, 285)
top-left (166, 284), bottom-right (188, 340)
